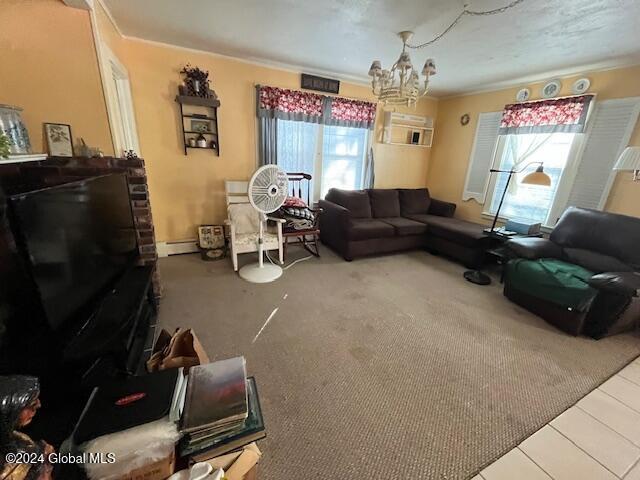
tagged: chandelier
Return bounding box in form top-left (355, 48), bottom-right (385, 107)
top-left (368, 31), bottom-right (435, 107)
top-left (368, 0), bottom-right (527, 107)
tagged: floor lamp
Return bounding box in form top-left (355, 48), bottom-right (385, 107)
top-left (463, 161), bottom-right (551, 285)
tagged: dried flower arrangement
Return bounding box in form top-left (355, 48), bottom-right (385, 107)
top-left (180, 64), bottom-right (212, 98)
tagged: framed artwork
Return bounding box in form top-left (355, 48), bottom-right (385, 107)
top-left (190, 119), bottom-right (211, 133)
top-left (44, 123), bottom-right (74, 157)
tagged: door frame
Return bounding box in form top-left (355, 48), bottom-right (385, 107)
top-left (89, 5), bottom-right (140, 156)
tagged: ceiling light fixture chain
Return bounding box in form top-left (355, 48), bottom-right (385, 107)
top-left (406, 0), bottom-right (527, 49)
top-left (367, 0), bottom-right (527, 107)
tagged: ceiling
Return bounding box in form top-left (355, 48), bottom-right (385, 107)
top-left (102, 0), bottom-right (640, 97)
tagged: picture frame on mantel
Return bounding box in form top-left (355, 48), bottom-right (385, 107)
top-left (44, 123), bottom-right (74, 157)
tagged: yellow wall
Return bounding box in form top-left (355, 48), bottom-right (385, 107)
top-left (104, 34), bottom-right (436, 241)
top-left (428, 65), bottom-right (640, 222)
top-left (0, 0), bottom-right (434, 243)
top-left (0, 0), bottom-right (113, 156)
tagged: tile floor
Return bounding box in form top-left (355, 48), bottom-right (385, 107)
top-left (472, 357), bottom-right (640, 480)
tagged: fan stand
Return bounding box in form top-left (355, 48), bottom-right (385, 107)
top-left (239, 213), bottom-right (283, 283)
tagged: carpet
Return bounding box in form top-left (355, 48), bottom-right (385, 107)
top-left (157, 249), bottom-right (640, 480)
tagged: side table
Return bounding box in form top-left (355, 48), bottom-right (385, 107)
top-left (463, 229), bottom-right (542, 285)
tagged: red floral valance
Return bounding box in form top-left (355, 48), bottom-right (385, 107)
top-left (499, 95), bottom-right (594, 135)
top-left (329, 97), bottom-right (377, 128)
top-left (258, 86), bottom-right (324, 120)
top-left (256, 85), bottom-right (377, 129)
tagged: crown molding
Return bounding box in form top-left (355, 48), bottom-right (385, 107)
top-left (124, 35), bottom-right (376, 87)
top-left (93, 0), bottom-right (124, 37)
top-left (89, 3), bottom-right (435, 98)
top-left (88, 1), bottom-right (640, 102)
top-left (62, 0), bottom-right (92, 11)
top-left (438, 59), bottom-right (640, 100)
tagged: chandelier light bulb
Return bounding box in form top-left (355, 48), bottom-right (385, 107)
top-left (368, 60), bottom-right (382, 77)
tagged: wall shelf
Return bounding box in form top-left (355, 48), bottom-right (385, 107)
top-left (386, 142), bottom-right (431, 148)
top-left (0, 153), bottom-right (48, 164)
top-left (382, 112), bottom-right (434, 148)
top-left (176, 95), bottom-right (220, 156)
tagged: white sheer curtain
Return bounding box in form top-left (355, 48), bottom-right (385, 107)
top-left (490, 133), bottom-right (576, 224)
top-left (276, 119), bottom-right (319, 201)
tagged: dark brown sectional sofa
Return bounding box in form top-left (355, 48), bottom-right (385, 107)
top-left (319, 188), bottom-right (492, 265)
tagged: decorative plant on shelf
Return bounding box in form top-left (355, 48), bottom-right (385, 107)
top-left (180, 64), bottom-right (212, 98)
top-left (0, 132), bottom-right (10, 159)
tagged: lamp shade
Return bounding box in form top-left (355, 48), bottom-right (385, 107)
top-left (613, 146), bottom-right (640, 171)
top-left (521, 164), bottom-right (551, 186)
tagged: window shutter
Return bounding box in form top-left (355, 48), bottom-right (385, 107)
top-left (462, 111), bottom-right (502, 202)
top-left (565, 97), bottom-right (640, 211)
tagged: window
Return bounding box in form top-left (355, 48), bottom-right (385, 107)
top-left (320, 126), bottom-right (368, 198)
top-left (276, 120), bottom-right (369, 203)
top-left (487, 133), bottom-right (576, 225)
top-left (465, 97), bottom-right (640, 228)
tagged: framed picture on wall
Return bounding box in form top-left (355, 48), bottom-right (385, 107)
top-left (190, 119), bottom-right (212, 133)
top-left (44, 123), bottom-right (74, 157)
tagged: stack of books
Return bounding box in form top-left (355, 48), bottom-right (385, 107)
top-left (176, 356), bottom-right (266, 461)
top-left (73, 356), bottom-right (265, 464)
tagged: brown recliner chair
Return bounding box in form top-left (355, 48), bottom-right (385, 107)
top-left (504, 207), bottom-right (640, 338)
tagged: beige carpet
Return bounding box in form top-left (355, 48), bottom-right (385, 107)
top-left (157, 249), bottom-right (640, 480)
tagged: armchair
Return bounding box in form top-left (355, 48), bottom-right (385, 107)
top-left (224, 181), bottom-right (284, 272)
top-left (504, 207), bottom-right (640, 338)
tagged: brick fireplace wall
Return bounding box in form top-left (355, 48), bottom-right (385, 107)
top-left (0, 156), bottom-right (161, 298)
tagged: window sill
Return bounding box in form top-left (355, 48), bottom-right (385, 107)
top-left (480, 212), bottom-right (553, 234)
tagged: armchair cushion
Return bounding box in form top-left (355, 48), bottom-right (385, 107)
top-left (367, 189), bottom-right (401, 218)
top-left (563, 248), bottom-right (633, 274)
top-left (325, 189), bottom-right (372, 218)
top-left (398, 188), bottom-right (431, 215)
top-left (506, 258), bottom-right (597, 311)
top-left (234, 232), bottom-right (280, 249)
top-left (550, 207), bottom-right (640, 269)
top-left (506, 237), bottom-right (563, 260)
top-left (589, 272), bottom-right (640, 297)
top-left (228, 203), bottom-right (259, 234)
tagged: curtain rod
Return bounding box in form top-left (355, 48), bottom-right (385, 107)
top-left (254, 83), bottom-right (378, 104)
top-left (508, 93), bottom-right (597, 105)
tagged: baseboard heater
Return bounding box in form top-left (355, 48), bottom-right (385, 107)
top-left (156, 239), bottom-right (199, 257)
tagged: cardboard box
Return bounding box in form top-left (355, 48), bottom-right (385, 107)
top-left (205, 443), bottom-right (261, 480)
top-left (115, 451), bottom-right (175, 480)
top-left (243, 465), bottom-right (258, 480)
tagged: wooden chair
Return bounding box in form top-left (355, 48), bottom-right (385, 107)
top-left (281, 172), bottom-right (322, 260)
top-left (224, 180), bottom-right (284, 271)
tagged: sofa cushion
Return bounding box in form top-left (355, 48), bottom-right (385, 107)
top-left (367, 189), bottom-right (401, 218)
top-left (325, 189), bottom-right (371, 218)
top-left (347, 219), bottom-right (395, 241)
top-left (378, 217), bottom-right (428, 236)
top-left (398, 188), bottom-right (431, 215)
top-left (406, 214), bottom-right (486, 247)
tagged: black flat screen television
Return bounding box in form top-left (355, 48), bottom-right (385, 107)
top-left (9, 174), bottom-right (138, 331)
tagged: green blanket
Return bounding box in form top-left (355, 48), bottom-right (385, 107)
top-left (506, 258), bottom-right (597, 311)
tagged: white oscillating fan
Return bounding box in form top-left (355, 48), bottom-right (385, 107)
top-left (239, 165), bottom-right (289, 283)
